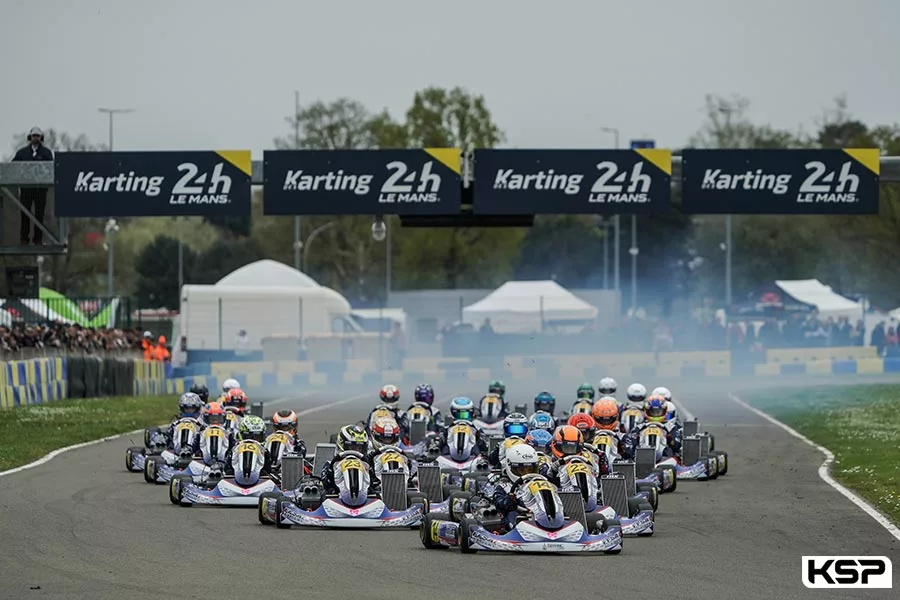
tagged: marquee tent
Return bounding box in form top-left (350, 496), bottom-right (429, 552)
top-left (462, 280), bottom-right (598, 334)
top-left (776, 279), bottom-right (863, 320)
top-left (728, 279), bottom-right (862, 320)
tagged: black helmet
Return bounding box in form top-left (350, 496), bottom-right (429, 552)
top-left (189, 383), bottom-right (210, 402)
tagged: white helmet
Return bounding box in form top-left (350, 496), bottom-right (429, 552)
top-left (598, 377), bottom-right (617, 395)
top-left (222, 378), bottom-right (241, 393)
top-left (626, 383), bottom-right (647, 404)
top-left (651, 387), bottom-right (672, 402)
top-left (503, 443), bottom-right (539, 484)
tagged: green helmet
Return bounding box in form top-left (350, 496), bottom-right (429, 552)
top-left (489, 380), bottom-right (506, 397)
top-left (577, 383), bottom-right (595, 400)
top-left (238, 415), bottom-right (266, 442)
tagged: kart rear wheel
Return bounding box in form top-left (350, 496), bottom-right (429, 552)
top-left (712, 450), bottom-right (728, 476)
top-left (659, 465), bottom-right (677, 493)
top-left (447, 491), bottom-right (473, 522)
top-left (143, 427), bottom-right (159, 448)
top-left (258, 492), bottom-right (282, 525)
top-left (442, 484), bottom-right (461, 499)
top-left (635, 482), bottom-right (658, 511)
top-left (457, 517), bottom-right (478, 554)
top-left (169, 474), bottom-right (192, 505)
top-left (585, 513), bottom-right (604, 534)
top-left (703, 455), bottom-right (719, 480)
top-left (420, 512), bottom-right (445, 549)
top-left (407, 492), bottom-right (430, 528)
top-left (125, 446), bottom-right (144, 472)
top-left (275, 497), bottom-right (292, 529)
top-left (144, 456), bottom-right (159, 484)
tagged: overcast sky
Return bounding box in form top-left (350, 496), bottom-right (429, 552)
top-left (3, 0), bottom-right (898, 157)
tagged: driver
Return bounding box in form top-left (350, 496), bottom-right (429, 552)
top-left (591, 397), bottom-right (635, 459)
top-left (476, 393), bottom-right (506, 424)
top-left (189, 383), bottom-right (210, 403)
top-left (219, 378), bottom-right (241, 399)
top-left (271, 409), bottom-right (309, 458)
top-left (410, 384), bottom-right (444, 428)
top-left (366, 385), bottom-right (403, 429)
top-left (488, 379), bottom-right (507, 401)
top-left (651, 386), bottom-right (678, 422)
top-left (367, 417), bottom-right (416, 488)
top-left (598, 377), bottom-right (618, 398)
top-left (533, 391), bottom-right (556, 418)
top-left (319, 424), bottom-right (373, 495)
top-left (643, 393), bottom-right (683, 454)
top-left (223, 388), bottom-right (248, 416)
top-left (225, 415), bottom-right (273, 477)
top-left (576, 383), bottom-right (595, 402)
top-left (625, 383), bottom-right (648, 410)
top-left (192, 401), bottom-right (235, 455)
top-left (166, 392), bottom-right (204, 447)
top-left (488, 444), bottom-right (542, 530)
top-left (488, 413), bottom-right (529, 466)
top-left (545, 425), bottom-right (606, 483)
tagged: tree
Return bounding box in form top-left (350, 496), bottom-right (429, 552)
top-left (194, 238), bottom-right (265, 284)
top-left (134, 235), bottom-right (196, 308)
top-left (513, 217), bottom-right (605, 286)
top-left (404, 86), bottom-right (505, 148)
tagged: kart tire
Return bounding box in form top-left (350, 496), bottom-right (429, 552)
top-left (144, 456), bottom-right (159, 484)
top-left (442, 484), bottom-right (461, 499)
top-left (635, 482), bottom-right (658, 511)
top-left (458, 517), bottom-right (478, 554)
top-left (712, 450), bottom-right (728, 476)
top-left (447, 491), bottom-right (473, 522)
top-left (703, 455), bottom-right (719, 480)
top-left (258, 492), bottom-right (281, 525)
top-left (143, 427), bottom-right (160, 448)
top-left (460, 475), bottom-right (483, 494)
top-left (707, 433), bottom-right (716, 452)
top-left (275, 497), bottom-right (292, 529)
top-left (420, 512), bottom-right (445, 550)
top-left (176, 478), bottom-right (193, 507)
top-left (125, 446), bottom-right (144, 472)
top-left (585, 513), bottom-right (604, 534)
top-left (601, 518), bottom-right (623, 555)
top-left (169, 474), bottom-right (191, 505)
top-left (659, 465), bottom-right (677, 493)
top-left (626, 497), bottom-right (643, 518)
top-left (407, 492), bottom-right (430, 528)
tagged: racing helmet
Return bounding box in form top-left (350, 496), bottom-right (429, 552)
top-left (651, 386), bottom-right (672, 402)
top-left (498, 436), bottom-right (526, 466)
top-left (446, 421), bottom-right (477, 461)
top-left (598, 377), bottom-right (617, 396)
top-left (488, 379), bottom-right (506, 398)
top-left (371, 417), bottom-right (401, 448)
top-left (200, 401), bottom-right (226, 427)
top-left (567, 412), bottom-right (596, 435)
top-left (591, 398), bottom-right (620, 431)
top-left (525, 428), bottom-right (553, 453)
top-left (550, 425), bottom-right (583, 459)
top-left (178, 392), bottom-right (203, 418)
top-left (576, 383), bottom-right (595, 400)
top-left (528, 411), bottom-right (555, 431)
top-left (272, 409), bottom-right (298, 434)
top-left (502, 412), bottom-right (528, 438)
top-left (533, 391), bottom-right (555, 414)
top-left (224, 388), bottom-right (248, 414)
top-left (449, 397), bottom-right (475, 421)
top-left (571, 399), bottom-right (593, 415)
top-left (644, 394), bottom-right (668, 423)
top-left (379, 384), bottom-right (400, 405)
top-left (503, 444), bottom-right (539, 484)
top-left (222, 378), bottom-right (241, 393)
top-left (238, 415), bottom-right (266, 442)
top-left (189, 383), bottom-right (210, 403)
top-left (413, 384), bottom-right (435, 406)
top-left (337, 424), bottom-right (369, 454)
top-left (626, 383), bottom-right (647, 404)
top-left (479, 394), bottom-right (504, 424)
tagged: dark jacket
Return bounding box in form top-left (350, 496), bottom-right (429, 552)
top-left (12, 144), bottom-right (54, 201)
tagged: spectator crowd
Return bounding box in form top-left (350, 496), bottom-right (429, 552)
top-left (0, 323), bottom-right (143, 355)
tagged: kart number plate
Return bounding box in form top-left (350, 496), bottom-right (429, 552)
top-left (267, 433), bottom-right (290, 444)
top-left (205, 428), bottom-right (225, 439)
top-left (450, 424), bottom-right (473, 436)
top-left (644, 427), bottom-right (664, 438)
top-left (237, 442), bottom-right (262, 455)
top-left (341, 458), bottom-right (364, 472)
top-left (380, 452), bottom-right (403, 465)
top-left (527, 479), bottom-right (554, 495)
top-left (567, 462), bottom-right (591, 476)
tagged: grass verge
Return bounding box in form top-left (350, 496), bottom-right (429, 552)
top-left (0, 396), bottom-right (175, 472)
top-left (743, 384), bottom-right (900, 525)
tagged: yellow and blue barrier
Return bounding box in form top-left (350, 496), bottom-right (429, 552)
top-left (0, 357), bottom-right (67, 408)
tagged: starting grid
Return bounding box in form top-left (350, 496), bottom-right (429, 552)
top-left (0, 147), bottom-right (897, 222)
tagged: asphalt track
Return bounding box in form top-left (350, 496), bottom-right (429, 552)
top-left (1, 377), bottom-right (899, 600)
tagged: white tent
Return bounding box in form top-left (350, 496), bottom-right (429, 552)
top-left (775, 279), bottom-right (863, 320)
top-left (462, 280), bottom-right (598, 334)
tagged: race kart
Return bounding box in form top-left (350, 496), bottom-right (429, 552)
top-left (635, 424), bottom-right (727, 482)
top-left (258, 450), bottom-right (427, 528)
top-left (169, 439), bottom-right (278, 507)
top-left (125, 426), bottom-right (170, 472)
top-left (472, 418), bottom-right (504, 437)
top-left (145, 424), bottom-right (231, 485)
top-left (591, 431), bottom-right (670, 500)
top-left (421, 474), bottom-right (623, 554)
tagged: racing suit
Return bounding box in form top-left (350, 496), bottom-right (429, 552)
top-left (190, 423), bottom-right (237, 458)
top-left (366, 445), bottom-right (416, 489)
top-left (166, 416), bottom-right (203, 450)
top-left (624, 421), bottom-right (683, 458)
top-left (544, 450), bottom-right (609, 483)
top-left (319, 451), bottom-right (377, 495)
top-left (223, 442), bottom-right (274, 478)
top-left (405, 403), bottom-right (444, 432)
top-left (435, 424), bottom-right (489, 457)
top-left (481, 474), bottom-right (524, 530)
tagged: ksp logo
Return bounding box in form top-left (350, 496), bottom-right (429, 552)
top-left (378, 160), bottom-right (441, 204)
top-left (797, 160), bottom-right (860, 204)
top-left (802, 556), bottom-right (892, 589)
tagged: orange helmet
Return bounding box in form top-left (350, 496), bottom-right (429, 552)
top-left (591, 398), bottom-right (620, 431)
top-left (272, 409), bottom-right (298, 434)
top-left (550, 425), bottom-right (584, 459)
top-left (567, 412), bottom-right (596, 434)
top-left (224, 388), bottom-right (248, 414)
top-left (201, 401), bottom-right (226, 427)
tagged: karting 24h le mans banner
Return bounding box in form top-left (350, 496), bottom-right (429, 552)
top-left (680, 148), bottom-right (880, 214)
top-left (54, 151), bottom-right (252, 217)
top-left (262, 149), bottom-right (462, 215)
top-left (472, 149), bottom-right (672, 215)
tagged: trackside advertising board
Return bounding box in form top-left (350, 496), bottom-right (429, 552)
top-left (54, 151), bottom-right (252, 217)
top-left (681, 149), bottom-right (880, 214)
top-left (473, 149), bottom-right (672, 214)
top-left (263, 149), bottom-right (462, 215)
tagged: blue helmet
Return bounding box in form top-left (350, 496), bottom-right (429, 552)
top-left (534, 391), bottom-right (556, 414)
top-left (525, 428), bottom-right (553, 453)
top-left (528, 411), bottom-right (555, 431)
top-left (414, 384), bottom-right (435, 406)
top-left (503, 412), bottom-right (529, 438)
top-left (449, 397), bottom-right (475, 421)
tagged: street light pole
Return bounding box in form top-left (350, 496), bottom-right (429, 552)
top-left (301, 222), bottom-right (335, 274)
top-left (719, 103), bottom-right (734, 308)
top-left (293, 91), bottom-right (303, 270)
top-left (97, 107), bottom-right (135, 150)
top-left (104, 219), bottom-right (119, 297)
top-left (386, 218), bottom-right (392, 303)
top-left (599, 126), bottom-right (621, 304)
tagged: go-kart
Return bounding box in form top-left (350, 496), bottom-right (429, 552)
top-left (258, 450), bottom-right (427, 528)
top-left (591, 431), bottom-right (669, 501)
top-left (169, 439), bottom-right (278, 507)
top-left (137, 418), bottom-right (202, 480)
top-left (472, 418), bottom-right (504, 437)
top-left (635, 423), bottom-right (727, 482)
top-left (145, 424), bottom-right (230, 485)
top-left (125, 426), bottom-right (170, 472)
top-left (421, 473), bottom-right (623, 554)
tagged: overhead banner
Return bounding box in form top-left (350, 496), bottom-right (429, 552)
top-left (263, 149), bottom-right (462, 215)
top-left (55, 151), bottom-right (252, 217)
top-left (680, 149), bottom-right (880, 214)
top-left (473, 149), bottom-right (672, 214)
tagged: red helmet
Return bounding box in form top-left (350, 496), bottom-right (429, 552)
top-left (567, 412), bottom-right (597, 434)
top-left (379, 385), bottom-right (400, 404)
top-left (224, 388), bottom-right (248, 414)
